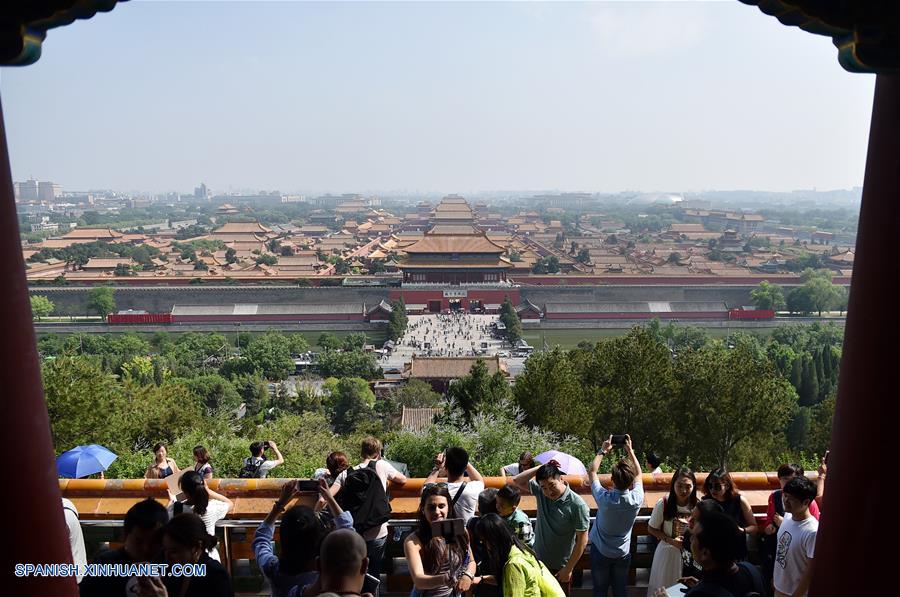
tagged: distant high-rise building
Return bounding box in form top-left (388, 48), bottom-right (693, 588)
top-left (16, 178), bottom-right (39, 200)
top-left (38, 181), bottom-right (61, 201)
top-left (194, 182), bottom-right (209, 200)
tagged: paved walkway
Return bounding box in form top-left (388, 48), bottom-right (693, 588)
top-left (382, 313), bottom-right (506, 370)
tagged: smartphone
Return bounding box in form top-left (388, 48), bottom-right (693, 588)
top-left (362, 572), bottom-right (381, 594)
top-left (611, 434), bottom-right (627, 446)
top-left (824, 450), bottom-right (829, 464)
top-left (297, 480), bottom-right (319, 492)
top-left (430, 518), bottom-right (465, 544)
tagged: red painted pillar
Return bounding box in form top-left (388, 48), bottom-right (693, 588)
top-left (0, 98), bottom-right (77, 593)
top-left (811, 74), bottom-right (900, 595)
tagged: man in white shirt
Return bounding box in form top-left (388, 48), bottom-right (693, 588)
top-left (424, 446), bottom-right (484, 523)
top-left (62, 498), bottom-right (86, 583)
top-left (330, 436), bottom-right (407, 590)
top-left (774, 476), bottom-right (819, 597)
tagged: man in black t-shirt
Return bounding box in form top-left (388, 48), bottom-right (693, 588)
top-left (679, 511), bottom-right (765, 597)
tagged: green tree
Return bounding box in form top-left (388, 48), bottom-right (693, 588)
top-left (243, 331), bottom-right (295, 380)
top-left (799, 269), bottom-right (842, 316)
top-left (786, 286), bottom-right (814, 315)
top-left (514, 347), bottom-right (587, 440)
top-left (342, 332), bottom-right (368, 351)
top-left (317, 332), bottom-right (343, 351)
top-left (673, 343), bottom-right (797, 468)
top-left (323, 377), bottom-right (377, 434)
top-left (44, 357), bottom-right (124, 450)
top-left (30, 294), bottom-right (55, 320)
top-left (225, 247), bottom-right (237, 264)
top-left (287, 334), bottom-right (311, 356)
top-left (255, 254), bottom-right (278, 266)
top-left (316, 349), bottom-right (382, 379)
top-left (751, 281), bottom-right (786, 311)
top-left (392, 379), bottom-right (443, 408)
top-left (180, 374), bottom-right (242, 413)
top-left (87, 286), bottom-right (116, 319)
top-left (388, 298), bottom-right (408, 341)
top-left (499, 296), bottom-right (523, 344)
top-left (447, 359), bottom-right (512, 423)
top-left (667, 252), bottom-right (682, 264)
top-left (167, 332), bottom-right (229, 371)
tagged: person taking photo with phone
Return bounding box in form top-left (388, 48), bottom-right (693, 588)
top-left (587, 434), bottom-right (644, 597)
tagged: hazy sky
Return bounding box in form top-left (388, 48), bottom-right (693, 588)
top-left (1, 1), bottom-right (877, 195)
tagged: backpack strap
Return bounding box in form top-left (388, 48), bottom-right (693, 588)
top-left (367, 459), bottom-right (379, 471)
top-left (450, 482), bottom-right (467, 516)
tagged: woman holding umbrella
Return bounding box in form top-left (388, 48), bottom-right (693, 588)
top-left (145, 442), bottom-right (180, 479)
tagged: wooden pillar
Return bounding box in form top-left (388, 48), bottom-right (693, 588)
top-left (0, 98), bottom-right (77, 593)
top-left (811, 74), bottom-right (900, 595)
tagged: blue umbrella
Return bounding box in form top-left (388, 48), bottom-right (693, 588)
top-left (57, 444), bottom-right (118, 478)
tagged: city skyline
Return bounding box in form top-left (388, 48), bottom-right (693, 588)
top-left (2, 1), bottom-right (877, 195)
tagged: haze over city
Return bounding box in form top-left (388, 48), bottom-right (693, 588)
top-left (1, 1), bottom-right (876, 195)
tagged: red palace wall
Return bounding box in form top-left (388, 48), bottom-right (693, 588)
top-left (544, 311), bottom-right (729, 320)
top-left (172, 313), bottom-right (366, 323)
top-left (389, 288), bottom-right (521, 312)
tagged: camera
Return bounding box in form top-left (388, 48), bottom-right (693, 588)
top-left (297, 480), bottom-right (319, 492)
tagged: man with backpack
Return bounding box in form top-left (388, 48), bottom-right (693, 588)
top-left (329, 436), bottom-right (407, 592)
top-left (423, 446), bottom-right (485, 523)
top-left (239, 440), bottom-right (284, 479)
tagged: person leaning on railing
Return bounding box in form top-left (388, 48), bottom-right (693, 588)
top-left (145, 442), bottom-right (180, 480)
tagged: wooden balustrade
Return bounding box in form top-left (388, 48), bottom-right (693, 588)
top-left (60, 472), bottom-right (813, 519)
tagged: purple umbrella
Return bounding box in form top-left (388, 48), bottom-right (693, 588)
top-left (534, 450), bottom-right (587, 476)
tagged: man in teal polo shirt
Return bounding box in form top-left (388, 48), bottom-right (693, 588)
top-left (512, 460), bottom-right (590, 594)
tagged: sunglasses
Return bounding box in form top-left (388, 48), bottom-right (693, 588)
top-left (423, 482), bottom-right (449, 492)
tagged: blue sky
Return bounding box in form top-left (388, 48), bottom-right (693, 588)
top-left (1, 1), bottom-right (876, 195)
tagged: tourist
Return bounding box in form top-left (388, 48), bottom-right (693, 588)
top-left (815, 453), bottom-right (827, 509)
top-left (773, 476), bottom-right (818, 597)
top-left (474, 513), bottom-right (565, 597)
top-left (160, 513), bottom-right (233, 597)
top-left (330, 436), bottom-right (407, 588)
top-left (240, 440), bottom-right (284, 478)
top-left (646, 452), bottom-right (663, 475)
top-left (511, 460), bottom-right (590, 594)
top-left (62, 497), bottom-right (86, 584)
top-left (647, 467), bottom-right (697, 593)
top-left (193, 445), bottom-right (213, 480)
top-left (254, 479), bottom-right (353, 597)
top-left (424, 447), bottom-right (485, 523)
top-left (500, 451), bottom-right (536, 479)
top-left (667, 510), bottom-right (765, 597)
top-left (313, 451), bottom-right (350, 486)
top-left (495, 484), bottom-right (534, 547)
top-left (79, 498), bottom-right (169, 597)
top-left (587, 434), bottom-right (644, 597)
top-left (145, 442), bottom-right (180, 479)
top-left (465, 488), bottom-right (500, 597)
top-left (761, 464), bottom-right (820, 588)
top-left (167, 470), bottom-right (233, 562)
top-left (403, 484), bottom-right (477, 596)
top-left (681, 499), bottom-right (724, 579)
top-left (702, 468), bottom-right (757, 549)
top-left (303, 529), bottom-right (373, 597)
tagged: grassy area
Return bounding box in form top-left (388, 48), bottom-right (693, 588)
top-left (523, 326), bottom-right (777, 349)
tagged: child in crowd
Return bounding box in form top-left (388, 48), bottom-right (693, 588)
top-left (496, 484), bottom-right (535, 547)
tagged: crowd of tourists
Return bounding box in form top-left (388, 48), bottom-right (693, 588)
top-left (68, 435), bottom-right (827, 597)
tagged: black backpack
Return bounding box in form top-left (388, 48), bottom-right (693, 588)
top-left (238, 457), bottom-right (266, 479)
top-left (335, 460), bottom-right (392, 534)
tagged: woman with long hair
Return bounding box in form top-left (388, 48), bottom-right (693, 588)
top-left (192, 445), bottom-right (213, 480)
top-left (141, 512), bottom-right (233, 597)
top-left (474, 513), bottom-right (565, 597)
top-left (647, 467), bottom-right (698, 591)
top-left (145, 442), bottom-right (180, 479)
top-left (702, 468), bottom-right (757, 535)
top-left (167, 470), bottom-right (232, 562)
top-left (403, 485), bottom-right (476, 597)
